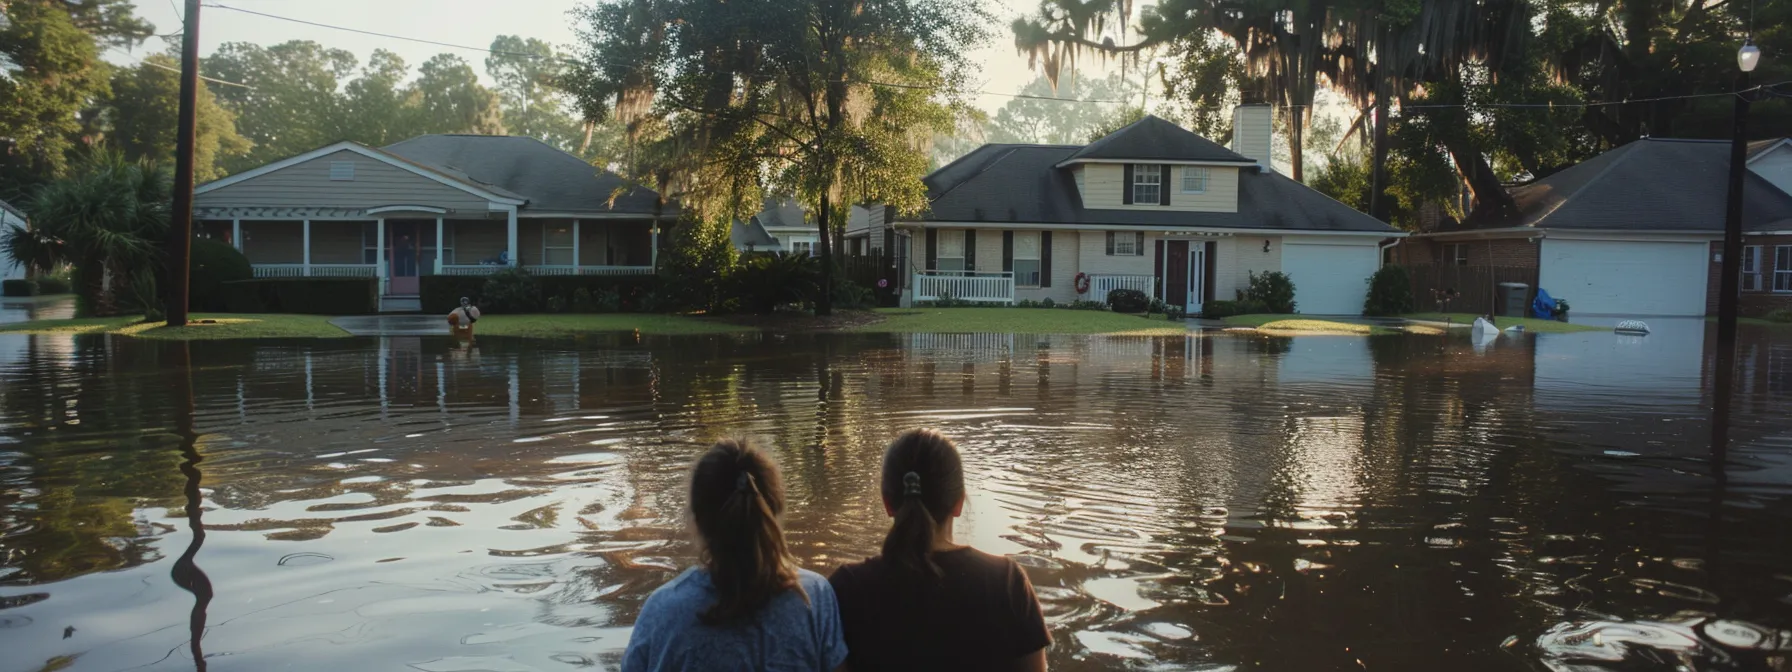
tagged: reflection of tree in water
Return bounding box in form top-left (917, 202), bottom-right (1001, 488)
top-left (168, 342), bottom-right (213, 671)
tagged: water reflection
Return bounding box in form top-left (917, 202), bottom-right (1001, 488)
top-left (0, 326), bottom-right (1789, 671)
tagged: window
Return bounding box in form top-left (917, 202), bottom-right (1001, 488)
top-left (1131, 164), bottom-right (1161, 204)
top-left (1743, 245), bottom-right (1764, 291)
top-left (1106, 231), bottom-right (1145, 256)
top-left (544, 223), bottom-right (575, 265)
top-left (936, 230), bottom-right (965, 270)
top-left (1013, 232), bottom-right (1042, 287)
top-left (1181, 167), bottom-right (1210, 194)
top-left (789, 236), bottom-right (817, 256)
top-left (1445, 243), bottom-right (1469, 266)
top-left (439, 225), bottom-right (455, 266)
top-left (1777, 246), bottom-right (1792, 292)
top-left (362, 223), bottom-right (380, 264)
top-left (330, 161), bottom-right (356, 181)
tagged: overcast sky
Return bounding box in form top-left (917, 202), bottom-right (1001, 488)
top-left (109, 0), bottom-right (1140, 116)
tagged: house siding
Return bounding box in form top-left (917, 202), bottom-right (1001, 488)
top-left (1015, 231), bottom-right (1079, 304)
top-left (452, 221), bottom-right (506, 265)
top-left (1080, 163), bottom-right (1240, 212)
top-left (1225, 235), bottom-right (1283, 298)
top-left (196, 149), bottom-right (495, 212)
top-left (519, 221), bottom-right (545, 266)
top-left (241, 221), bottom-right (303, 263)
top-left (579, 221), bottom-right (610, 265)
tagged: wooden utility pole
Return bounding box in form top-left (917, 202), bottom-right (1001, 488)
top-left (165, 0), bottom-right (202, 326)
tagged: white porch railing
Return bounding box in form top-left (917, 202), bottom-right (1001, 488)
top-left (912, 271), bottom-right (1015, 304)
top-left (441, 265), bottom-right (507, 276)
top-left (252, 264), bottom-right (378, 278)
top-left (1088, 274), bottom-right (1157, 304)
top-left (525, 265), bottom-right (655, 276)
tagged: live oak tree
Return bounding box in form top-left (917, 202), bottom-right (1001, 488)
top-left (566, 0), bottom-right (986, 315)
top-left (107, 54), bottom-right (253, 182)
top-left (412, 54), bottom-right (505, 137)
top-left (486, 35), bottom-right (583, 151)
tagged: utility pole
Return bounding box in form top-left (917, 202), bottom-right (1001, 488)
top-left (165, 0), bottom-right (202, 327)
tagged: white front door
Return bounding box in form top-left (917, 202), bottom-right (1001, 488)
top-left (1281, 241), bottom-right (1380, 315)
top-left (1538, 238), bottom-right (1709, 316)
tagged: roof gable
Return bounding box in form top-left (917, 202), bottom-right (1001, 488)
top-left (382, 135), bottom-right (670, 216)
top-left (1057, 115), bottom-right (1254, 166)
top-left (195, 141), bottom-right (526, 205)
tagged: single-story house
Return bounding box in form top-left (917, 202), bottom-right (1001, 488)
top-left (193, 134), bottom-right (676, 310)
top-left (1392, 137), bottom-right (1792, 317)
top-left (731, 196), bottom-right (827, 254)
top-left (1, 198), bottom-right (27, 281)
top-left (881, 107), bottom-right (1404, 314)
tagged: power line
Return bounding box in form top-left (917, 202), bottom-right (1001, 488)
top-left (200, 2), bottom-right (1785, 112)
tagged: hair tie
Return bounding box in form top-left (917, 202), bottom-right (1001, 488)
top-left (736, 472), bottom-right (754, 493)
top-left (902, 471), bottom-right (922, 497)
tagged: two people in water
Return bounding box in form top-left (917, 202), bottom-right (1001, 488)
top-left (623, 429), bottom-right (1050, 671)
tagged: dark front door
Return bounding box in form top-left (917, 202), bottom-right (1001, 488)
top-left (388, 221), bottom-right (420, 295)
top-left (1164, 240), bottom-right (1190, 309)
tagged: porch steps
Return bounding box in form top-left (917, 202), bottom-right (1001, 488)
top-left (380, 295), bottom-right (422, 313)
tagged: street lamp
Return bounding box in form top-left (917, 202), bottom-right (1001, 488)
top-left (1717, 40), bottom-right (1759, 354)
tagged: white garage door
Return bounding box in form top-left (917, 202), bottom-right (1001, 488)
top-left (1281, 241), bottom-right (1381, 315)
top-left (1538, 239), bottom-right (1709, 316)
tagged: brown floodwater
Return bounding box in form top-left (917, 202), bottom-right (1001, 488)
top-left (1, 321), bottom-right (1791, 671)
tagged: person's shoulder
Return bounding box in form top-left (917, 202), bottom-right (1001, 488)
top-left (643, 567), bottom-right (707, 606)
top-left (795, 567), bottom-right (833, 594)
top-left (944, 547), bottom-right (1024, 574)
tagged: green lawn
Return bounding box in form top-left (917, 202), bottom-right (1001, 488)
top-left (0, 314), bottom-right (350, 339)
top-left (1403, 312), bottom-right (1603, 334)
top-left (1710, 316), bottom-right (1792, 328)
top-left (854, 307), bottom-right (1187, 335)
top-left (474, 314), bottom-right (751, 337)
top-left (1221, 314), bottom-right (1396, 335)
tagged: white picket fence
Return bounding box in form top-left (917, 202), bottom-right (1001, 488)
top-left (1088, 274), bottom-right (1157, 304)
top-left (911, 271), bottom-right (1014, 304)
top-left (524, 265), bottom-right (655, 276)
top-left (252, 264), bottom-right (378, 278)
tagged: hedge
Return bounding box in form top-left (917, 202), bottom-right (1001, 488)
top-left (221, 278), bottom-right (379, 315)
top-left (3, 279), bottom-right (37, 297)
top-left (190, 238), bottom-right (253, 311)
top-left (421, 273), bottom-right (659, 314)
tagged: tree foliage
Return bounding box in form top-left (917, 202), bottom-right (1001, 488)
top-left (486, 35), bottom-right (581, 150)
top-left (986, 72), bottom-right (1141, 145)
top-left (0, 1), bottom-right (116, 194)
top-left (1, 151), bottom-right (171, 316)
top-left (106, 54), bottom-right (253, 182)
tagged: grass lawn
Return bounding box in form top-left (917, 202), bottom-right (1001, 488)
top-left (1220, 314), bottom-right (1396, 335)
top-left (854, 307), bottom-right (1188, 335)
top-left (1710, 316), bottom-right (1792, 328)
top-left (1403, 312), bottom-right (1603, 334)
top-left (474, 314), bottom-right (751, 337)
top-left (0, 314), bottom-right (350, 339)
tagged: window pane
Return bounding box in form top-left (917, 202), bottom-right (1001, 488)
top-left (936, 257), bottom-right (964, 271)
top-left (938, 230), bottom-right (964, 257)
top-left (1182, 167), bottom-right (1208, 193)
top-left (545, 249), bottom-right (574, 265)
top-left (1014, 259), bottom-right (1041, 287)
top-left (1134, 184), bottom-right (1160, 204)
top-left (546, 225), bottom-right (574, 247)
top-left (1014, 232), bottom-right (1041, 259)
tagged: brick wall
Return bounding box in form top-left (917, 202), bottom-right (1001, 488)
top-left (1393, 237), bottom-right (1538, 268)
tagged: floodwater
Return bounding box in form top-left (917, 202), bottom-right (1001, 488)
top-left (2, 321), bottom-right (1791, 671)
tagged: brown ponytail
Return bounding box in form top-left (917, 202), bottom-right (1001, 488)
top-left (689, 438), bottom-right (804, 624)
top-left (880, 429), bottom-right (966, 579)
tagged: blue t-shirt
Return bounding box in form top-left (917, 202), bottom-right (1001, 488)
top-left (622, 567), bottom-right (847, 672)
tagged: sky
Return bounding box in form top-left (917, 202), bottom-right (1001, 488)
top-left (108, 0), bottom-right (1139, 117)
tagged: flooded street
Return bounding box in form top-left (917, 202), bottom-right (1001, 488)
top-left (2, 324), bottom-right (1790, 671)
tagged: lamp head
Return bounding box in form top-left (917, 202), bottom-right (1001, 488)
top-left (1739, 40), bottom-right (1761, 73)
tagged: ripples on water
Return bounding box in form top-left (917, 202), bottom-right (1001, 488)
top-left (0, 325), bottom-right (1790, 671)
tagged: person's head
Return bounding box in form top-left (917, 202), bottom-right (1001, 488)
top-left (689, 438), bottom-right (803, 624)
top-left (459, 296), bottom-right (471, 308)
top-left (880, 429), bottom-right (967, 578)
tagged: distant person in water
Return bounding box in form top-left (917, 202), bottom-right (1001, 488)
top-left (829, 429), bottom-right (1051, 671)
top-left (447, 297), bottom-right (479, 339)
top-left (622, 439), bottom-right (847, 672)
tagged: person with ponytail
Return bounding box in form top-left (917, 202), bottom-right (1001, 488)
top-left (623, 439), bottom-right (847, 672)
top-left (829, 429), bottom-right (1051, 671)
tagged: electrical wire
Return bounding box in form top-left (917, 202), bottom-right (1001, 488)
top-left (200, 2), bottom-right (1786, 112)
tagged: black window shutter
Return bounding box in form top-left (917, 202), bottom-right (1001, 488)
top-left (925, 228), bottom-right (937, 270)
top-left (1105, 231), bottom-right (1115, 255)
top-left (1122, 164), bottom-right (1135, 204)
top-left (1159, 165), bottom-right (1172, 205)
top-left (1002, 231), bottom-right (1014, 272)
top-left (964, 229), bottom-right (976, 270)
top-left (1135, 232), bottom-right (1145, 256)
top-left (1041, 231), bottom-right (1053, 287)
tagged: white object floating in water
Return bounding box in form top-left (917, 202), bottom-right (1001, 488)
top-left (1505, 325), bottom-right (1525, 333)
top-left (1471, 317), bottom-right (1501, 344)
top-left (1615, 320), bottom-right (1651, 335)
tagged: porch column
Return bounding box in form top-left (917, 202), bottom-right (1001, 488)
top-left (302, 219), bottom-right (311, 277)
top-left (572, 219), bottom-right (581, 271)
top-left (376, 218), bottom-right (386, 293)
top-left (650, 222), bottom-right (660, 270)
top-left (1156, 236), bottom-right (1167, 301)
top-left (231, 219), bottom-right (242, 252)
top-left (506, 206), bottom-right (519, 267)
top-left (434, 217), bottom-right (444, 274)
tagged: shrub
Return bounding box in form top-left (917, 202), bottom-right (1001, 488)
top-left (482, 269), bottom-right (542, 312)
top-left (1016, 299), bottom-right (1040, 308)
top-left (1148, 298), bottom-right (1167, 315)
top-left (735, 253), bottom-right (821, 314)
top-left (221, 278), bottom-right (378, 314)
top-left (120, 268), bottom-right (163, 321)
top-left (833, 278), bottom-right (873, 310)
top-left (1166, 305), bottom-right (1186, 321)
top-left (1362, 265), bottom-right (1414, 317)
top-left (1066, 300), bottom-right (1108, 311)
top-left (1764, 308), bottom-right (1792, 323)
top-left (1040, 297), bottom-right (1055, 309)
top-left (1107, 288), bottom-right (1149, 313)
top-left (188, 238), bottom-right (253, 311)
top-left (1244, 271), bottom-right (1297, 314)
top-left (571, 287), bottom-right (595, 313)
top-left (657, 216), bottom-right (738, 312)
top-left (36, 271), bottom-right (70, 294)
top-left (2, 279), bottom-right (37, 297)
top-left (595, 287), bottom-right (623, 312)
top-left (546, 294), bottom-right (567, 313)
top-left (1202, 300), bottom-right (1244, 318)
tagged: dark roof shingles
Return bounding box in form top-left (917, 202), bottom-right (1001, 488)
top-left (383, 135), bottom-right (671, 216)
top-left (1060, 115), bottom-right (1254, 165)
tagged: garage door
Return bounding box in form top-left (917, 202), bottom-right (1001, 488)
top-left (1538, 239), bottom-right (1709, 316)
top-left (1281, 241), bottom-right (1381, 315)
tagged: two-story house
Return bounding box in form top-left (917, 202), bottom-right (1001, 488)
top-left (888, 106), bottom-right (1403, 315)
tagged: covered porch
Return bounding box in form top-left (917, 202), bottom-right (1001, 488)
top-left (196, 212), bottom-right (660, 295)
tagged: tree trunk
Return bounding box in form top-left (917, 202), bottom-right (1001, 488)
top-left (1445, 136), bottom-right (1516, 223)
top-left (816, 189), bottom-right (835, 316)
top-left (1369, 84), bottom-right (1390, 222)
top-left (1289, 109), bottom-right (1305, 183)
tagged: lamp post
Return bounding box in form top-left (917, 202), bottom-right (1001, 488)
top-left (1718, 41), bottom-right (1760, 352)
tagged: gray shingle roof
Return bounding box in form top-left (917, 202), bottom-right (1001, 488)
top-left (382, 135), bottom-right (673, 217)
top-left (916, 144), bottom-right (1397, 233)
top-left (731, 216), bottom-right (778, 250)
top-left (1058, 115), bottom-right (1255, 165)
top-left (1451, 138), bottom-right (1792, 233)
top-left (751, 196), bottom-right (809, 230)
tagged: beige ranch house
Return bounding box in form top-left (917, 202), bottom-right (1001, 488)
top-left (861, 107), bottom-right (1403, 315)
top-left (194, 135), bottom-right (674, 310)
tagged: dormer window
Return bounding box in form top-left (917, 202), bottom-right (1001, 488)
top-left (1131, 164), bottom-right (1161, 204)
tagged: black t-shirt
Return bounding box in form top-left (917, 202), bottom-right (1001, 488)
top-left (829, 547), bottom-right (1051, 671)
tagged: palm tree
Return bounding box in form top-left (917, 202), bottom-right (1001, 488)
top-left (1, 151), bottom-right (171, 316)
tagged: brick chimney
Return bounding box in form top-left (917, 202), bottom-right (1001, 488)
top-left (1230, 104), bottom-right (1273, 172)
